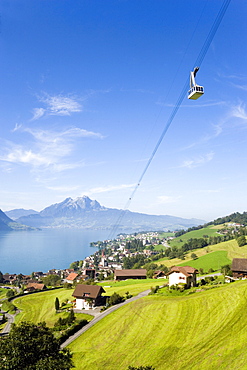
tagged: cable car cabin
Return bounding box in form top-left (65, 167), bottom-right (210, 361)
top-left (188, 67), bottom-right (204, 100)
top-left (188, 85), bottom-right (204, 100)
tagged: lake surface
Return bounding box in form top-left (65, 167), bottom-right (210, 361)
top-left (0, 228), bottom-right (125, 275)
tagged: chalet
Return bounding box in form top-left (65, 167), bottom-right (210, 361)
top-left (114, 269), bottom-right (147, 281)
top-left (72, 284), bottom-right (105, 310)
top-left (25, 283), bottom-right (46, 292)
top-left (2, 274), bottom-right (17, 284)
top-left (167, 266), bottom-right (198, 288)
top-left (65, 272), bottom-right (79, 284)
top-left (232, 258), bottom-right (247, 279)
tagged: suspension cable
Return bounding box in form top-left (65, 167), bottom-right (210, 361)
top-left (108, 0), bottom-right (231, 239)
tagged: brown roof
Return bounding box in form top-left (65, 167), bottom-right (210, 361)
top-left (232, 258), bottom-right (247, 273)
top-left (66, 272), bottom-right (79, 281)
top-left (167, 266), bottom-right (198, 277)
top-left (72, 284), bottom-right (105, 299)
top-left (114, 269), bottom-right (147, 277)
top-left (26, 283), bottom-right (45, 290)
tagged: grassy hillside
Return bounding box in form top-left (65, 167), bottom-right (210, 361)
top-left (178, 250), bottom-right (231, 271)
top-left (14, 288), bottom-right (93, 326)
top-left (157, 239), bottom-right (247, 269)
top-left (0, 288), bottom-right (7, 299)
top-left (169, 225), bottom-right (223, 247)
top-left (69, 280), bottom-right (247, 370)
top-left (98, 279), bottom-right (158, 297)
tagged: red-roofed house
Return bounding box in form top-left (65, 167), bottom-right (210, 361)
top-left (167, 266), bottom-right (198, 288)
top-left (25, 283), bottom-right (46, 292)
top-left (65, 272), bottom-right (79, 284)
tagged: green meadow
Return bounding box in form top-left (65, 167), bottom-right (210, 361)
top-left (168, 225), bottom-right (223, 247)
top-left (0, 288), bottom-right (7, 299)
top-left (14, 288), bottom-right (93, 327)
top-left (69, 280), bottom-right (247, 370)
top-left (178, 250), bottom-right (231, 271)
top-left (157, 238), bottom-right (247, 269)
top-left (98, 278), bottom-right (160, 297)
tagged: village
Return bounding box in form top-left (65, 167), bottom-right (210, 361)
top-left (0, 231), bottom-right (172, 287)
top-left (1, 226), bottom-right (247, 315)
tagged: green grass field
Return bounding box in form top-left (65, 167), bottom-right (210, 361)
top-left (14, 288), bottom-right (93, 326)
top-left (0, 288), bottom-right (7, 299)
top-left (69, 280), bottom-right (247, 370)
top-left (169, 225), bottom-right (223, 247)
top-left (98, 279), bottom-right (164, 297)
top-left (178, 250), bottom-right (231, 272)
top-left (157, 239), bottom-right (247, 269)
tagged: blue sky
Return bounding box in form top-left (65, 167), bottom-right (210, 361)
top-left (0, 0), bottom-right (246, 221)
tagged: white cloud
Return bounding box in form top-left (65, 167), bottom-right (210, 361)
top-left (231, 103), bottom-right (247, 121)
top-left (0, 125), bottom-right (103, 173)
top-left (181, 152), bottom-right (214, 169)
top-left (198, 189), bottom-right (220, 194)
top-left (42, 94), bottom-right (82, 116)
top-left (31, 108), bottom-right (46, 121)
top-left (12, 123), bottom-right (23, 132)
top-left (157, 195), bottom-right (180, 204)
top-left (86, 183), bottom-right (135, 195)
top-left (31, 93), bottom-right (82, 120)
top-left (232, 83), bottom-right (247, 91)
top-left (46, 185), bottom-right (80, 192)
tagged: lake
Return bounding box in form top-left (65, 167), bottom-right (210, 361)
top-left (0, 228), bottom-right (125, 275)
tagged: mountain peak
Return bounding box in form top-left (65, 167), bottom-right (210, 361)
top-left (40, 196), bottom-right (103, 217)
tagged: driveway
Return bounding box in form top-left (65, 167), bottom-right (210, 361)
top-left (0, 312), bottom-right (15, 336)
top-left (61, 289), bottom-right (151, 348)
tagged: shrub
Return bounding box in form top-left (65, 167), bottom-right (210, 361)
top-left (107, 292), bottom-right (125, 306)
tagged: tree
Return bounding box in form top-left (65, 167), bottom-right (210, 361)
top-left (237, 235), bottom-right (246, 247)
top-left (221, 264), bottom-right (232, 276)
top-left (0, 271), bottom-right (3, 283)
top-left (67, 309), bottom-right (75, 325)
top-left (55, 297), bottom-right (60, 311)
top-left (0, 321), bottom-right (74, 370)
top-left (42, 274), bottom-right (61, 287)
top-left (107, 292), bottom-right (125, 306)
top-left (6, 289), bottom-right (15, 298)
top-left (191, 253), bottom-right (198, 260)
top-left (69, 261), bottom-right (79, 270)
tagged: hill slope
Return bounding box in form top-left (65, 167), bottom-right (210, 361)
top-left (69, 281), bottom-right (247, 370)
top-left (0, 209), bottom-right (37, 231)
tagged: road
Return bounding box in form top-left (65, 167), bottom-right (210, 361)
top-left (60, 289), bottom-right (151, 348)
top-left (0, 312), bottom-right (15, 336)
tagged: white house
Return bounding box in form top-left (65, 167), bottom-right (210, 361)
top-left (167, 266), bottom-right (197, 288)
top-left (72, 284), bottom-right (105, 310)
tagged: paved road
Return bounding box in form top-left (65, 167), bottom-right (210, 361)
top-left (61, 289), bottom-right (151, 348)
top-left (197, 272), bottom-right (222, 280)
top-left (0, 312), bottom-right (15, 336)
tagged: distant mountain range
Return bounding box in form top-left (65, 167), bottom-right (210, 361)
top-left (0, 209), bottom-right (36, 231)
top-left (4, 196), bottom-right (205, 231)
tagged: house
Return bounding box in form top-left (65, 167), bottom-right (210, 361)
top-left (72, 284), bottom-right (106, 310)
top-left (167, 266), bottom-right (198, 288)
top-left (114, 269), bottom-right (147, 281)
top-left (153, 270), bottom-right (166, 279)
top-left (25, 283), bottom-right (46, 292)
top-left (232, 258), bottom-right (247, 279)
top-left (65, 272), bottom-right (79, 284)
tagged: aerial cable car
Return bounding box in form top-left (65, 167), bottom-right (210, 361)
top-left (188, 67), bottom-right (204, 100)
